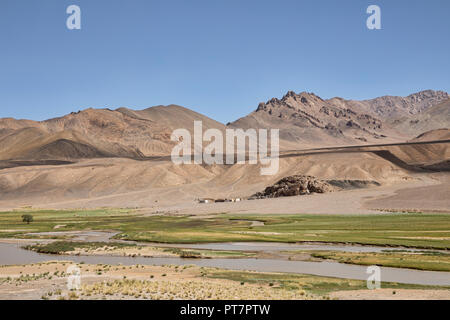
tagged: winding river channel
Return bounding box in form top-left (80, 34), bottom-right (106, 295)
top-left (1, 239), bottom-right (449, 286)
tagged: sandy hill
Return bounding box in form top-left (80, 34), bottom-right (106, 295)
top-left (0, 126), bottom-right (144, 161)
top-left (42, 106), bottom-right (224, 156)
top-left (412, 128), bottom-right (450, 142)
top-left (0, 147), bottom-right (421, 208)
top-left (0, 105), bottom-right (225, 161)
top-left (116, 105), bottom-right (225, 132)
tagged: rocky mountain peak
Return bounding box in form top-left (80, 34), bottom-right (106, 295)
top-left (357, 90), bottom-right (449, 118)
top-left (240, 88), bottom-right (448, 147)
top-left (406, 90), bottom-right (448, 104)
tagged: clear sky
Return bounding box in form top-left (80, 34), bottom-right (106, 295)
top-left (0, 0), bottom-right (449, 123)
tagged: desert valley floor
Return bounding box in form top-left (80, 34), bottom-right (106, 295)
top-left (0, 90), bottom-right (449, 300)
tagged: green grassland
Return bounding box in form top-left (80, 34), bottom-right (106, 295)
top-left (25, 241), bottom-right (255, 258)
top-left (0, 209), bottom-right (133, 239)
top-left (161, 247), bottom-right (256, 258)
top-left (24, 241), bottom-right (135, 254)
top-left (0, 209), bottom-right (449, 249)
top-left (284, 250), bottom-right (450, 272)
top-left (204, 269), bottom-right (450, 296)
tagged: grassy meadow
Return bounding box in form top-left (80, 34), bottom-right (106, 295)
top-left (0, 209), bottom-right (449, 249)
top-left (204, 269), bottom-right (450, 296)
top-left (285, 250), bottom-right (450, 272)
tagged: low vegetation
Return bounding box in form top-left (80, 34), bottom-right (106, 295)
top-left (1, 261), bottom-right (448, 300)
top-left (204, 269), bottom-right (450, 296)
top-left (21, 214), bottom-right (33, 224)
top-left (80, 278), bottom-right (309, 300)
top-left (0, 209), bottom-right (449, 249)
top-left (24, 241), bottom-right (254, 259)
top-left (24, 241), bottom-right (134, 254)
top-left (303, 250), bottom-right (450, 272)
top-left (162, 247), bottom-right (255, 259)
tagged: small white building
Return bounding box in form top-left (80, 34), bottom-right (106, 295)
top-left (199, 198), bottom-right (214, 204)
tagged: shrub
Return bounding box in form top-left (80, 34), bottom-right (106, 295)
top-left (22, 214), bottom-right (33, 224)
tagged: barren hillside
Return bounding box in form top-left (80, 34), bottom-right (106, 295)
top-left (229, 90), bottom-right (449, 149)
top-left (0, 90), bottom-right (448, 211)
top-left (0, 105), bottom-right (225, 160)
top-left (345, 90), bottom-right (449, 118)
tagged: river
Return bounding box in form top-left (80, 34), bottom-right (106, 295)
top-left (1, 242), bottom-right (449, 286)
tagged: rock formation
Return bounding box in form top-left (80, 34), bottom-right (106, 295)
top-left (251, 175), bottom-right (334, 199)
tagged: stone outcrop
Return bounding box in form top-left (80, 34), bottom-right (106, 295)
top-left (251, 175), bottom-right (334, 199)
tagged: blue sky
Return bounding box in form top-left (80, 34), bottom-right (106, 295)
top-left (0, 0), bottom-right (449, 123)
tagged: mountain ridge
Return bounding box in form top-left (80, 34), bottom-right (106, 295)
top-left (230, 89), bottom-right (449, 148)
top-left (0, 90), bottom-right (448, 160)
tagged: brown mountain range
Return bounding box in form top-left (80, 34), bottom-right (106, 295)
top-left (1, 90), bottom-right (448, 162)
top-left (230, 90), bottom-right (449, 149)
top-left (0, 105), bottom-right (225, 161)
top-left (0, 90), bottom-right (448, 211)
